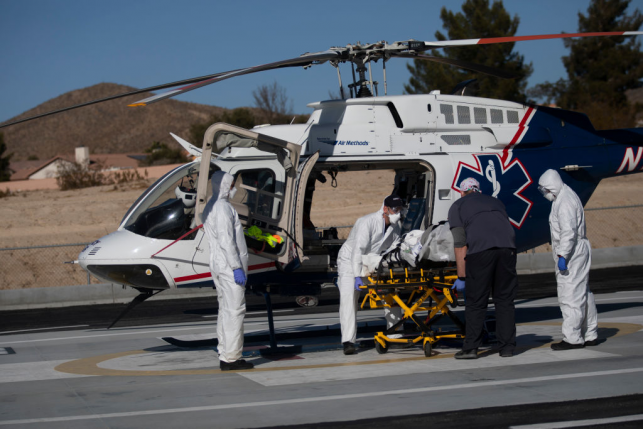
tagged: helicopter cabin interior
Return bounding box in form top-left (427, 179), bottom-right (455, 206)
top-left (292, 160), bottom-right (435, 271)
top-left (119, 156), bottom-right (435, 273)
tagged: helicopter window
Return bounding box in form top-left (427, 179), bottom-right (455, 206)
top-left (387, 102), bottom-right (404, 128)
top-left (457, 106), bottom-right (471, 124)
top-left (427, 104), bottom-right (432, 112)
top-left (507, 110), bottom-right (520, 124)
top-left (441, 135), bottom-right (471, 145)
top-left (122, 162), bottom-right (207, 240)
top-left (440, 104), bottom-right (454, 124)
top-left (231, 169), bottom-right (282, 220)
top-left (474, 107), bottom-right (487, 124)
top-left (490, 109), bottom-right (504, 124)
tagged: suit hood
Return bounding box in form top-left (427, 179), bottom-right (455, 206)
top-left (538, 169), bottom-right (564, 197)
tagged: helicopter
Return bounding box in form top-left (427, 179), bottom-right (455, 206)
top-left (4, 31), bottom-right (643, 328)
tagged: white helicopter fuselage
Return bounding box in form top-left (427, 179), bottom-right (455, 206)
top-left (77, 91), bottom-right (636, 292)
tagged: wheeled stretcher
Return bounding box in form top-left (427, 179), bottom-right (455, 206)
top-left (358, 264), bottom-right (465, 357)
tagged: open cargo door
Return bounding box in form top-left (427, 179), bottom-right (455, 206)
top-left (195, 123), bottom-right (302, 265)
top-left (290, 151), bottom-right (320, 263)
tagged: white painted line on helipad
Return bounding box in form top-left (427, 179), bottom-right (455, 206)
top-left (0, 325), bottom-right (89, 334)
top-left (0, 325), bottom-right (218, 345)
top-left (0, 315), bottom-right (341, 345)
top-left (515, 294), bottom-right (643, 308)
top-left (1, 367), bottom-right (642, 426)
top-left (510, 413), bottom-right (643, 428)
top-left (246, 309), bottom-right (294, 315)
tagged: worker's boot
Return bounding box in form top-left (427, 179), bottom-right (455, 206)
top-left (584, 339), bottom-right (600, 346)
top-left (454, 348), bottom-right (478, 359)
top-left (220, 359), bottom-right (255, 371)
top-left (551, 340), bottom-right (584, 351)
top-left (343, 342), bottom-right (356, 355)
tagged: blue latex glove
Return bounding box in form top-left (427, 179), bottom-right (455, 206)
top-left (557, 256), bottom-right (568, 271)
top-left (453, 278), bottom-right (466, 292)
top-left (233, 268), bottom-right (247, 286)
top-left (354, 277), bottom-right (364, 291)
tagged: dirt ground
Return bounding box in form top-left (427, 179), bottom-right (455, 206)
top-left (1, 172), bottom-right (642, 289)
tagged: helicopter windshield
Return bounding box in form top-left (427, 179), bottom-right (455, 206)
top-left (121, 161), bottom-right (218, 240)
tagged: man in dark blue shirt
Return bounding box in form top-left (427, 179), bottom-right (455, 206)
top-left (448, 177), bottom-right (518, 359)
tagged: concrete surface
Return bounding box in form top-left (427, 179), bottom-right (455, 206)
top-left (1, 290), bottom-right (642, 428)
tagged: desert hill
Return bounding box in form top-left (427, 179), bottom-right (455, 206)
top-left (1, 83), bottom-right (226, 161)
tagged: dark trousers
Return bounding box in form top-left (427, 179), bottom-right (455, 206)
top-left (462, 247), bottom-right (518, 352)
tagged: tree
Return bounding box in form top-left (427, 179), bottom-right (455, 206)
top-left (139, 141), bottom-right (190, 166)
top-left (252, 81), bottom-right (293, 123)
top-left (529, 0), bottom-right (643, 129)
top-left (0, 133), bottom-right (12, 182)
top-left (404, 0), bottom-right (533, 103)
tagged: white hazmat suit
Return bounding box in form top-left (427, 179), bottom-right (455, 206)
top-left (337, 208), bottom-right (402, 344)
top-left (538, 169), bottom-right (598, 346)
top-left (203, 171), bottom-right (249, 363)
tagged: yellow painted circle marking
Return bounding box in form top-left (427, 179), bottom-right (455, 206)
top-left (54, 322), bottom-right (641, 377)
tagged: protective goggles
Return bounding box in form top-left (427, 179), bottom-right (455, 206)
top-left (538, 185), bottom-right (551, 197)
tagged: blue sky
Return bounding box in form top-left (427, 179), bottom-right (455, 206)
top-left (1, 0), bottom-right (641, 123)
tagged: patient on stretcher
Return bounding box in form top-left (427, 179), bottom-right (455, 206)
top-left (360, 221), bottom-right (456, 277)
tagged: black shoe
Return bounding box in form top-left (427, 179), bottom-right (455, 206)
top-left (551, 340), bottom-right (584, 351)
top-left (454, 349), bottom-right (478, 359)
top-left (499, 349), bottom-right (513, 358)
top-left (343, 342), bottom-right (356, 355)
top-left (584, 339), bottom-right (600, 346)
top-left (220, 359), bottom-right (254, 371)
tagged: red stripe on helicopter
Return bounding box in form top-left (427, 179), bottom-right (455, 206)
top-left (500, 106), bottom-right (535, 165)
top-left (174, 262), bottom-right (276, 283)
top-left (476, 32), bottom-right (629, 45)
top-left (175, 272), bottom-right (211, 283)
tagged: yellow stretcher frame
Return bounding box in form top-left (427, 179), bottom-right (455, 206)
top-left (359, 267), bottom-right (465, 357)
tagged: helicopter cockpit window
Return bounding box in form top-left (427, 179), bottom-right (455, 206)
top-left (122, 162), bottom-right (216, 240)
top-left (231, 169), bottom-right (281, 220)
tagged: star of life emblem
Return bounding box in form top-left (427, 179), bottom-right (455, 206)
top-left (451, 154), bottom-right (533, 228)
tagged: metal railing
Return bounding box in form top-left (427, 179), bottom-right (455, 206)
top-left (0, 205), bottom-right (640, 290)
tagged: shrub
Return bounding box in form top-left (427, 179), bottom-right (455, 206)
top-left (56, 161), bottom-right (109, 190)
top-left (56, 161), bottom-right (149, 190)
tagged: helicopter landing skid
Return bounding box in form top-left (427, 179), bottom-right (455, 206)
top-left (108, 289), bottom-right (163, 329)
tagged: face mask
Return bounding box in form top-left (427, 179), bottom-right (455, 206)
top-left (388, 212), bottom-right (401, 224)
top-left (229, 187), bottom-right (238, 199)
top-left (538, 185), bottom-right (555, 202)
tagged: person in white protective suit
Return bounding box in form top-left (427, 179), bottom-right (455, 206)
top-left (203, 171), bottom-right (254, 370)
top-left (538, 169), bottom-right (599, 350)
top-left (337, 194), bottom-right (405, 355)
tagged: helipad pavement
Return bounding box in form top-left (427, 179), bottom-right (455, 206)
top-left (1, 291), bottom-right (643, 428)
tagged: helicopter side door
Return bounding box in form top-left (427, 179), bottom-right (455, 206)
top-left (193, 123), bottom-right (304, 267)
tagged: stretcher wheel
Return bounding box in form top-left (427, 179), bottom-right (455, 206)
top-left (423, 341), bottom-right (432, 357)
top-left (375, 340), bottom-right (389, 354)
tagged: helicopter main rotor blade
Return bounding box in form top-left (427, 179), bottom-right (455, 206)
top-left (0, 69), bottom-right (246, 129)
top-left (393, 53), bottom-right (520, 79)
top-left (128, 50), bottom-right (340, 107)
top-left (421, 31), bottom-right (643, 49)
top-left (0, 51), bottom-right (338, 128)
